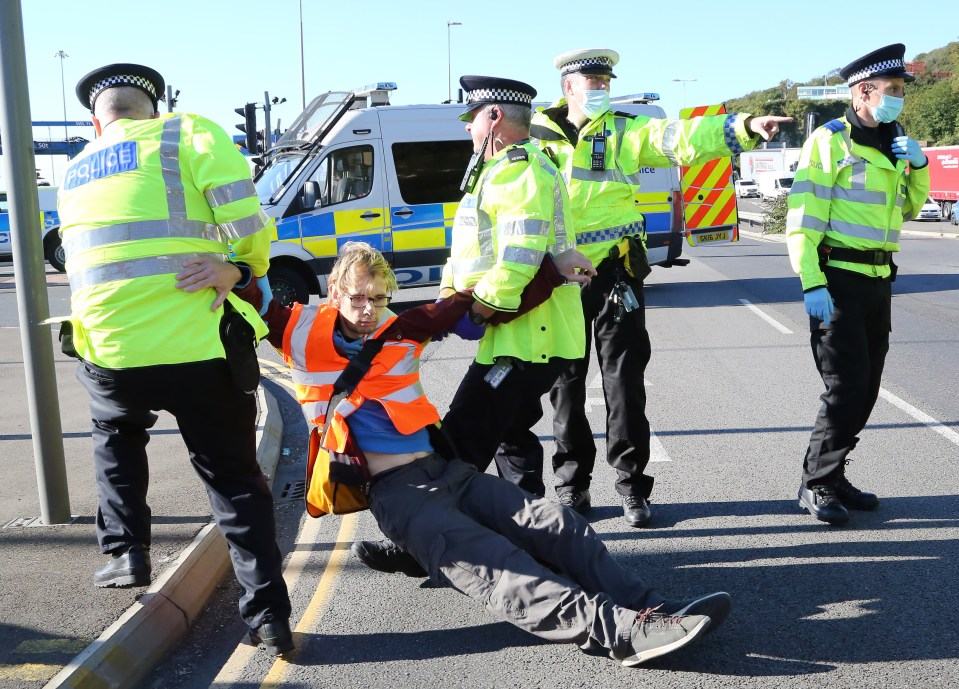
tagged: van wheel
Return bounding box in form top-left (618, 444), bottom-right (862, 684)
top-left (269, 265), bottom-right (310, 307)
top-left (44, 231), bottom-right (66, 273)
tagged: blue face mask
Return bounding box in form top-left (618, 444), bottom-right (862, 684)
top-left (580, 90), bottom-right (610, 120)
top-left (867, 92), bottom-right (904, 123)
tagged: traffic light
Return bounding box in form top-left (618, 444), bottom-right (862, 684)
top-left (234, 103), bottom-right (258, 154)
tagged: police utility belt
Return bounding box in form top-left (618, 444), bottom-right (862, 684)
top-left (819, 245), bottom-right (893, 266)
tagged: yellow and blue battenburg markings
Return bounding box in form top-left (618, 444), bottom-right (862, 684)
top-left (63, 142), bottom-right (138, 190)
top-left (633, 191), bottom-right (671, 234)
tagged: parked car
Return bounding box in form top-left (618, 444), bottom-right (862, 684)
top-left (917, 197), bottom-right (942, 221)
top-left (735, 179), bottom-right (759, 198)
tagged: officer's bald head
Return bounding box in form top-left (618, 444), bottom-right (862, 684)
top-left (93, 86), bottom-right (157, 125)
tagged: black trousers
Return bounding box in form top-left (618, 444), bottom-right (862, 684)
top-left (549, 258), bottom-right (654, 498)
top-left (442, 357), bottom-right (573, 497)
top-left (803, 267), bottom-right (891, 486)
top-left (76, 359), bottom-right (290, 628)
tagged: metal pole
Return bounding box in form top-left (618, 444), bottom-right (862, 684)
top-left (0, 1), bottom-right (71, 524)
top-left (166, 84), bottom-right (174, 113)
top-left (55, 50), bottom-right (68, 142)
top-left (263, 91), bottom-right (271, 153)
top-left (446, 21), bottom-right (461, 103)
top-left (299, 0), bottom-right (306, 110)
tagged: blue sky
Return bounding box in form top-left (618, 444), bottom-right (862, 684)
top-left (10, 0), bottom-right (958, 183)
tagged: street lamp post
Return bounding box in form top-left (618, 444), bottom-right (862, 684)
top-left (671, 77), bottom-right (697, 110)
top-left (446, 21), bottom-right (462, 103)
top-left (299, 0), bottom-right (306, 110)
top-left (54, 50), bottom-right (68, 141)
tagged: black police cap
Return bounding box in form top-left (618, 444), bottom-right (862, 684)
top-left (458, 75), bottom-right (537, 121)
top-left (840, 44), bottom-right (914, 85)
top-left (76, 63), bottom-right (165, 112)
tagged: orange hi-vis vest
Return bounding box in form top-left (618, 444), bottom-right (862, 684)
top-left (279, 303), bottom-right (439, 453)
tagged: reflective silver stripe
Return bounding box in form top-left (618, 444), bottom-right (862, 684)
top-left (498, 218), bottom-right (549, 237)
top-left (849, 160), bottom-right (868, 190)
top-left (571, 167), bottom-right (626, 184)
top-left (68, 252), bottom-right (226, 291)
top-left (501, 245), bottom-right (544, 267)
top-left (333, 398), bottom-right (358, 418)
top-left (381, 381), bottom-right (426, 404)
top-left (614, 117), bottom-right (628, 141)
top-left (291, 369), bottom-right (342, 386)
top-left (62, 219), bottom-right (223, 259)
top-left (790, 180), bottom-right (832, 201)
top-left (792, 180), bottom-right (887, 206)
top-left (476, 208), bottom-right (494, 258)
top-left (384, 348), bottom-right (421, 376)
top-left (288, 306), bottom-right (318, 370)
top-left (887, 229), bottom-right (901, 242)
top-left (786, 210), bottom-right (828, 233)
top-left (452, 256), bottom-right (494, 274)
top-left (302, 400), bottom-right (328, 422)
top-left (455, 214), bottom-right (477, 227)
top-left (551, 174), bottom-right (570, 250)
top-left (160, 117), bottom-right (186, 218)
top-left (218, 209), bottom-right (270, 239)
top-left (829, 219), bottom-right (889, 242)
top-left (204, 179), bottom-right (256, 208)
top-left (662, 120), bottom-right (682, 166)
top-left (577, 221), bottom-right (644, 245)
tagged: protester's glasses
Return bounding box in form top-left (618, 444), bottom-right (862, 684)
top-left (346, 294), bottom-right (391, 308)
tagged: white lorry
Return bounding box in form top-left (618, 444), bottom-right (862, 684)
top-left (756, 172), bottom-right (795, 202)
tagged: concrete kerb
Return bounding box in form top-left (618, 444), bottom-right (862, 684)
top-left (43, 385), bottom-right (284, 689)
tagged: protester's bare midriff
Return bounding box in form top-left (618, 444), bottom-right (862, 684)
top-left (366, 451), bottom-right (433, 475)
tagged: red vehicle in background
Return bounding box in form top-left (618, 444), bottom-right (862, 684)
top-left (922, 146), bottom-right (959, 224)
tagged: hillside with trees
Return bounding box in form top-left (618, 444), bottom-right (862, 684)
top-left (725, 42), bottom-right (959, 146)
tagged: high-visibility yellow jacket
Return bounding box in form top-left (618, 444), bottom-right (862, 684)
top-left (440, 141), bottom-right (584, 365)
top-left (531, 101), bottom-right (758, 266)
top-left (786, 117), bottom-right (930, 290)
top-left (57, 113), bottom-right (274, 368)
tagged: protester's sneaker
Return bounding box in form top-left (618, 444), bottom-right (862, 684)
top-left (557, 489), bottom-right (591, 515)
top-left (623, 495), bottom-right (652, 527)
top-left (250, 619), bottom-right (294, 656)
top-left (831, 474), bottom-right (879, 510)
top-left (351, 539), bottom-right (427, 577)
top-left (620, 608), bottom-right (711, 667)
top-left (798, 483), bottom-right (849, 525)
top-left (658, 592), bottom-right (731, 635)
top-left (93, 545), bottom-right (152, 588)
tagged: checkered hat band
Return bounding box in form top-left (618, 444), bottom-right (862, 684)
top-left (846, 59), bottom-right (906, 84)
top-left (465, 88), bottom-right (533, 106)
top-left (561, 56), bottom-right (614, 75)
top-left (89, 75), bottom-right (158, 104)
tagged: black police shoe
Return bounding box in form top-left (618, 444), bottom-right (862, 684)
top-left (557, 489), bottom-right (591, 515)
top-left (351, 539), bottom-right (427, 578)
top-left (798, 483), bottom-right (849, 525)
top-left (623, 495), bottom-right (652, 527)
top-left (832, 474), bottom-right (880, 510)
top-left (658, 592), bottom-right (732, 635)
top-left (250, 618), bottom-right (294, 656)
top-left (93, 545), bottom-right (152, 588)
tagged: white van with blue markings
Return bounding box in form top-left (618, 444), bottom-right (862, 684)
top-left (0, 187), bottom-right (65, 271)
top-left (255, 84), bottom-right (697, 306)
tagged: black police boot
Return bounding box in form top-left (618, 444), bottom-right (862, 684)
top-left (93, 545), bottom-right (152, 588)
top-left (250, 618), bottom-right (294, 656)
top-left (831, 473), bottom-right (880, 511)
top-left (351, 539), bottom-right (427, 577)
top-left (798, 483), bottom-right (849, 525)
top-left (623, 495), bottom-right (652, 527)
top-left (557, 489), bottom-right (591, 515)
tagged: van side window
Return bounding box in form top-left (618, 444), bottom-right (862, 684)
top-left (392, 140), bottom-right (474, 205)
top-left (308, 145), bottom-right (374, 208)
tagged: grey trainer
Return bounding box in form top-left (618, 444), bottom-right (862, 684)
top-left (620, 608), bottom-right (711, 667)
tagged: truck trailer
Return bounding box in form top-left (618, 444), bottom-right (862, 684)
top-left (922, 145), bottom-right (959, 222)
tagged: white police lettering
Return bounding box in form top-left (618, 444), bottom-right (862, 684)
top-left (63, 142), bottom-right (138, 191)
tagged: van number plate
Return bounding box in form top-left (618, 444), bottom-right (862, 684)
top-left (695, 231), bottom-right (729, 243)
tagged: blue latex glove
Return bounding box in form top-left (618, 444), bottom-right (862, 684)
top-left (450, 313), bottom-right (486, 341)
top-left (892, 136), bottom-right (927, 167)
top-left (803, 287), bottom-right (834, 325)
top-left (256, 276), bottom-right (273, 316)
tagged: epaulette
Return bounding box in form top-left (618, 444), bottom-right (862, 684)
top-left (506, 147), bottom-right (529, 163)
top-left (823, 119), bottom-right (846, 133)
top-left (612, 110), bottom-right (637, 119)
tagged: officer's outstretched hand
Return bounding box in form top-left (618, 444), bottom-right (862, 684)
top-left (748, 115), bottom-right (794, 142)
top-left (892, 136), bottom-right (927, 167)
top-left (803, 287), bottom-right (834, 326)
top-left (176, 256), bottom-right (240, 311)
top-left (554, 249), bottom-right (596, 285)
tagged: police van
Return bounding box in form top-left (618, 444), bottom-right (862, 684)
top-left (255, 83), bottom-right (738, 305)
top-left (0, 187), bottom-right (65, 271)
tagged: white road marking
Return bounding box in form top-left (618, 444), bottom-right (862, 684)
top-left (649, 432), bottom-right (671, 463)
top-left (739, 298), bottom-right (794, 334)
top-left (879, 387), bottom-right (959, 447)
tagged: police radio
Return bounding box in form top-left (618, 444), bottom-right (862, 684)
top-left (460, 130), bottom-right (493, 194)
top-left (590, 131), bottom-right (607, 171)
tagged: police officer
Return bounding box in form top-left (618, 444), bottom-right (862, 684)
top-left (351, 75), bottom-right (595, 576)
top-left (59, 63), bottom-right (292, 655)
top-left (531, 49), bottom-right (791, 526)
top-left (788, 44), bottom-right (930, 525)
